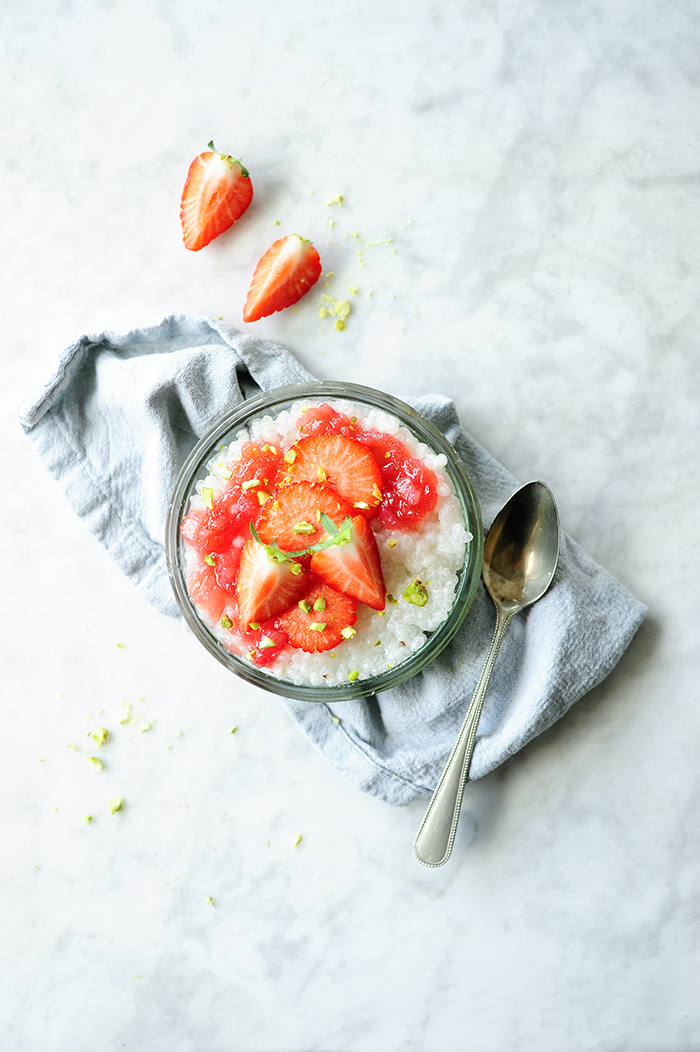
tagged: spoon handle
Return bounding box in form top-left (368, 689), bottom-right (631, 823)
top-left (413, 606), bottom-right (513, 867)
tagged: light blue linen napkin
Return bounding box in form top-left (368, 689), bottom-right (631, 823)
top-left (20, 315), bottom-right (646, 806)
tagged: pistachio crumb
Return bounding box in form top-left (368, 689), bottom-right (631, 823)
top-left (110, 797), bottom-right (123, 815)
top-left (348, 670), bottom-right (360, 682)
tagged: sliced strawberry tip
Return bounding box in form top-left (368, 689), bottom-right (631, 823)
top-left (235, 538), bottom-right (309, 627)
top-left (310, 513), bottom-right (386, 611)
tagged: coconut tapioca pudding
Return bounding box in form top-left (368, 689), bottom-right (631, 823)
top-left (178, 396), bottom-right (474, 689)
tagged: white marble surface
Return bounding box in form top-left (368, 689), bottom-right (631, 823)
top-left (2, 1), bottom-right (699, 1049)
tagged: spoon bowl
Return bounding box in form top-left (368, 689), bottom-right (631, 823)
top-left (413, 480), bottom-right (560, 867)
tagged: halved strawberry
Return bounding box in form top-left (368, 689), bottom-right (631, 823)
top-left (180, 141), bottom-right (253, 251)
top-left (242, 234), bottom-right (322, 322)
top-left (278, 434), bottom-right (383, 518)
top-left (236, 537), bottom-right (310, 628)
top-left (274, 579), bottom-right (357, 653)
top-left (310, 514), bottom-right (386, 610)
top-left (255, 481), bottom-right (353, 552)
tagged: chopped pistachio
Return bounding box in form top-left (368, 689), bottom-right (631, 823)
top-left (348, 670), bottom-right (360, 682)
top-left (219, 614), bottom-right (233, 629)
top-left (327, 194), bottom-right (343, 205)
top-left (340, 626), bottom-right (356, 639)
top-left (201, 487), bottom-right (214, 509)
top-left (257, 489), bottom-right (271, 504)
top-left (259, 636), bottom-right (277, 649)
top-left (349, 286), bottom-right (358, 295)
top-left (220, 468), bottom-right (233, 480)
top-left (116, 642), bottom-right (125, 649)
top-left (294, 834), bottom-right (303, 847)
top-left (372, 483), bottom-right (383, 502)
top-left (403, 578), bottom-right (429, 606)
top-left (374, 640), bottom-right (382, 647)
top-left (205, 554), bottom-right (216, 566)
top-left (335, 320), bottom-right (345, 331)
top-left (309, 623), bottom-right (327, 632)
top-left (246, 650), bottom-right (255, 661)
top-left (88, 756), bottom-right (102, 771)
top-left (229, 725), bottom-right (237, 734)
top-left (84, 815), bottom-right (92, 823)
top-left (386, 594), bottom-right (398, 605)
top-left (388, 538), bottom-right (398, 549)
top-left (317, 466), bottom-right (327, 482)
top-left (110, 797), bottom-right (123, 814)
top-left (241, 477), bottom-right (261, 491)
top-left (284, 449), bottom-right (297, 464)
top-left (313, 597), bottom-right (327, 613)
top-left (207, 896), bottom-right (215, 907)
top-left (298, 600), bottom-right (312, 613)
top-left (261, 444), bottom-right (277, 454)
top-left (292, 521), bottom-right (315, 535)
top-left (249, 622), bottom-right (261, 631)
top-left (353, 501), bottom-right (370, 510)
top-left (290, 562), bottom-right (303, 577)
top-left (92, 728), bottom-right (109, 746)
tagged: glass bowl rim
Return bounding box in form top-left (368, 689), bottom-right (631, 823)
top-left (165, 380), bottom-right (483, 701)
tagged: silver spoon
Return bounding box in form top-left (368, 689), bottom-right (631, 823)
top-left (413, 480), bottom-right (560, 867)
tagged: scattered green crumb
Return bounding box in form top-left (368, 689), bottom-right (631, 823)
top-left (274, 219), bottom-right (280, 225)
top-left (219, 614), bottom-right (233, 629)
top-left (92, 728), bottom-right (109, 746)
top-left (326, 194), bottom-right (343, 205)
top-left (374, 640), bottom-right (382, 647)
top-left (294, 834), bottom-right (303, 848)
top-left (84, 815), bottom-right (92, 824)
top-left (207, 896), bottom-right (215, 908)
top-left (110, 797), bottom-right (123, 814)
top-left (205, 553), bottom-right (216, 566)
top-left (348, 670), bottom-right (359, 682)
top-left (116, 643), bottom-right (124, 650)
top-left (386, 593), bottom-right (398, 605)
top-left (331, 716), bottom-right (340, 724)
top-left (403, 578), bottom-right (429, 607)
top-left (88, 756), bottom-right (103, 771)
top-left (340, 626), bottom-right (356, 639)
top-left (229, 725), bottom-right (237, 734)
top-left (201, 487), bottom-right (214, 509)
top-left (313, 597), bottom-right (326, 612)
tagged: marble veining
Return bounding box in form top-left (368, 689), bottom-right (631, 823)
top-left (2, 0), bottom-right (700, 1049)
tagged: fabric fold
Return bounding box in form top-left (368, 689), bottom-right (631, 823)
top-left (20, 314), bottom-right (647, 805)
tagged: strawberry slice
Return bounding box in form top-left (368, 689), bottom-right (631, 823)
top-left (236, 537), bottom-right (309, 628)
top-left (180, 141), bottom-right (253, 251)
top-left (310, 514), bottom-right (386, 610)
top-left (255, 481), bottom-right (353, 552)
top-left (243, 234), bottom-right (322, 322)
top-left (275, 579), bottom-right (357, 653)
top-left (278, 434), bottom-right (383, 518)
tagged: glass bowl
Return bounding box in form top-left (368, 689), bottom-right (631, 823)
top-left (165, 381), bottom-right (483, 701)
